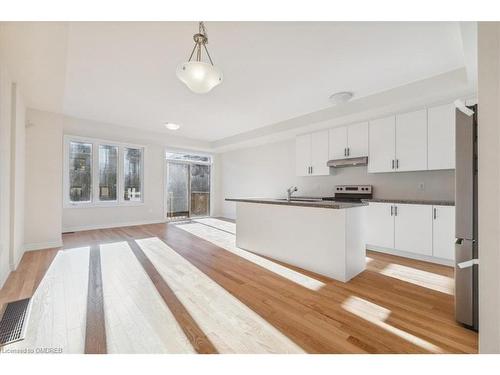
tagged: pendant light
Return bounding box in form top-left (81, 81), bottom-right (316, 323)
top-left (176, 22), bottom-right (223, 94)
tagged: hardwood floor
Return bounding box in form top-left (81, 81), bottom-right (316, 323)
top-left (84, 246), bottom-right (107, 354)
top-left (0, 219), bottom-right (478, 354)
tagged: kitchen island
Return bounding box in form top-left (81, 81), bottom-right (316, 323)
top-left (226, 198), bottom-right (368, 282)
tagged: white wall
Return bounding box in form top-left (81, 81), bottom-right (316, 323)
top-left (0, 66), bottom-right (12, 287)
top-left (62, 116), bottom-right (165, 232)
top-left (9, 83), bottom-right (26, 269)
top-left (0, 69), bottom-right (27, 287)
top-left (477, 22), bottom-right (500, 354)
top-left (24, 109), bottom-right (63, 250)
top-left (215, 138), bottom-right (455, 219)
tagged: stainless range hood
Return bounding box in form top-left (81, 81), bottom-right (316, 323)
top-left (327, 156), bottom-right (368, 168)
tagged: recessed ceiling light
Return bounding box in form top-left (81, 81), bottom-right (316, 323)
top-left (164, 123), bottom-right (180, 130)
top-left (329, 91), bottom-right (354, 105)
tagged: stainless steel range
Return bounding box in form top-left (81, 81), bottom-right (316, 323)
top-left (333, 185), bottom-right (373, 202)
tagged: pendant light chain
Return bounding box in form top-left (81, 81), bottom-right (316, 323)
top-left (186, 21), bottom-right (214, 66)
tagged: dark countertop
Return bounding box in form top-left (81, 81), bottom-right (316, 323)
top-left (225, 198), bottom-right (367, 209)
top-left (362, 198), bottom-right (455, 206)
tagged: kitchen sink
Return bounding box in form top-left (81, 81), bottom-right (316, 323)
top-left (276, 198), bottom-right (323, 202)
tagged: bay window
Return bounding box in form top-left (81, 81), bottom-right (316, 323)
top-left (64, 136), bottom-right (144, 207)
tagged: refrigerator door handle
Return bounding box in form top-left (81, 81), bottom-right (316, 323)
top-left (458, 259), bottom-right (479, 269)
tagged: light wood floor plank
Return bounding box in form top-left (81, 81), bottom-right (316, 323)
top-left (99, 241), bottom-right (195, 354)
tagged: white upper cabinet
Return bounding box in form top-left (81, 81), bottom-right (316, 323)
top-left (432, 205), bottom-right (455, 260)
top-left (394, 203), bottom-right (433, 256)
top-left (395, 109), bottom-right (428, 172)
top-left (310, 130), bottom-right (330, 176)
top-left (299, 103), bottom-right (455, 176)
top-left (296, 130), bottom-right (329, 176)
top-left (347, 122), bottom-right (369, 158)
top-left (428, 103), bottom-right (456, 170)
top-left (328, 126), bottom-right (348, 160)
top-left (329, 122), bottom-right (368, 160)
top-left (368, 116), bottom-right (396, 173)
top-left (296, 134), bottom-right (311, 176)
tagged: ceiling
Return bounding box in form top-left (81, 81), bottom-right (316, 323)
top-left (1, 22), bottom-right (472, 144)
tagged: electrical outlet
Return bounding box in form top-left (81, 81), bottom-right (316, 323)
top-left (418, 182), bottom-right (425, 191)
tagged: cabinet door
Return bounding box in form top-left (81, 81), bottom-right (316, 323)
top-left (395, 109), bottom-right (428, 171)
top-left (347, 122), bottom-right (369, 158)
top-left (394, 204), bottom-right (433, 256)
top-left (365, 203), bottom-right (395, 248)
top-left (432, 205), bottom-right (455, 260)
top-left (428, 103), bottom-right (456, 170)
top-left (328, 126), bottom-right (348, 160)
top-left (296, 134), bottom-right (311, 176)
top-left (368, 116), bottom-right (396, 173)
top-left (311, 130), bottom-right (330, 176)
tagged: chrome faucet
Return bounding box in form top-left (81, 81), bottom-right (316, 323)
top-left (286, 186), bottom-right (298, 202)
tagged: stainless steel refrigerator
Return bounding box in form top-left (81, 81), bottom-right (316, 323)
top-left (455, 104), bottom-right (478, 331)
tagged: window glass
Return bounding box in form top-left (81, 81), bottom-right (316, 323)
top-left (124, 147), bottom-right (142, 201)
top-left (165, 152), bottom-right (211, 164)
top-left (190, 164), bottom-right (210, 216)
top-left (69, 141), bottom-right (92, 203)
top-left (99, 144), bottom-right (118, 201)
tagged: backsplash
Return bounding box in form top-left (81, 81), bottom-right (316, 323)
top-left (296, 166), bottom-right (455, 202)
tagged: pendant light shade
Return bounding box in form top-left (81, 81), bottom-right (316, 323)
top-left (176, 61), bottom-right (223, 94)
top-left (176, 22), bottom-right (223, 94)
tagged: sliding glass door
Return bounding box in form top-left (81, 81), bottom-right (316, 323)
top-left (166, 162), bottom-right (190, 220)
top-left (165, 152), bottom-right (211, 220)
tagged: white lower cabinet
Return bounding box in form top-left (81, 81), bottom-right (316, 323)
top-left (365, 202), bottom-right (455, 264)
top-left (365, 202), bottom-right (394, 248)
top-left (394, 204), bottom-right (433, 256)
top-left (432, 205), bottom-right (455, 260)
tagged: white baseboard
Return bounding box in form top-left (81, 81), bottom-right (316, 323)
top-left (24, 240), bottom-right (63, 252)
top-left (62, 219), bottom-right (166, 233)
top-left (366, 244), bottom-right (454, 267)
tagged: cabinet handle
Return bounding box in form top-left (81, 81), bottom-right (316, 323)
top-left (344, 148), bottom-right (347, 157)
top-left (394, 205), bottom-right (398, 216)
top-left (391, 159), bottom-right (395, 169)
top-left (390, 206), bottom-right (394, 216)
top-left (433, 208), bottom-right (437, 220)
top-left (347, 148), bottom-right (350, 157)
top-left (310, 166), bottom-right (313, 174)
top-left (396, 159), bottom-right (399, 169)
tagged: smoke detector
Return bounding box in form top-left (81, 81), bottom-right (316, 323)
top-left (329, 92), bottom-right (354, 105)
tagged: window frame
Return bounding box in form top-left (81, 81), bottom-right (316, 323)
top-left (64, 135), bottom-right (145, 208)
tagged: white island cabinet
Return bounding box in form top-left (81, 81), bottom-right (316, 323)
top-left (230, 199), bottom-right (367, 282)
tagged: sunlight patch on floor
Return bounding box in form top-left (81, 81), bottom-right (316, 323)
top-left (136, 237), bottom-right (305, 354)
top-left (176, 221), bottom-right (325, 291)
top-left (341, 295), bottom-right (443, 353)
top-left (3, 247), bottom-right (90, 354)
top-left (373, 261), bottom-right (454, 295)
top-left (193, 218), bottom-right (236, 234)
top-left (100, 241), bottom-right (195, 354)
